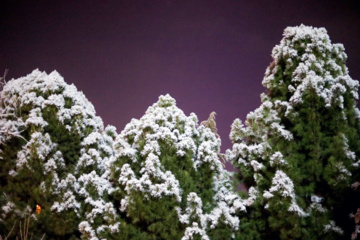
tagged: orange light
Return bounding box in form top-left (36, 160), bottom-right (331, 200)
top-left (36, 204), bottom-right (41, 214)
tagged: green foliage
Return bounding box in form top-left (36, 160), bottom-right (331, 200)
top-left (229, 25), bottom-right (360, 239)
top-left (0, 70), bottom-right (115, 239)
top-left (96, 94), bottom-right (243, 240)
top-left (1, 25), bottom-right (359, 240)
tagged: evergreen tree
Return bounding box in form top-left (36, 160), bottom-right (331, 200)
top-left (0, 70), bottom-right (117, 239)
top-left (227, 25), bottom-right (360, 239)
top-left (84, 94), bottom-right (245, 240)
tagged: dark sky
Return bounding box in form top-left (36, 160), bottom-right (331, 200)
top-left (1, 0), bottom-right (360, 158)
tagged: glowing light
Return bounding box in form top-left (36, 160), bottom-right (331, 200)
top-left (36, 204), bottom-right (41, 214)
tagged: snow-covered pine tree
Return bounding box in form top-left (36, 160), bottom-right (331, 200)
top-left (227, 25), bottom-right (360, 239)
top-left (88, 94), bottom-right (245, 240)
top-left (0, 70), bottom-right (117, 239)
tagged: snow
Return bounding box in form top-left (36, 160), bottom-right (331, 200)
top-left (244, 187), bottom-right (258, 206)
top-left (0, 69), bottom-right (119, 238)
top-left (105, 94), bottom-right (244, 239)
top-left (226, 25), bottom-right (360, 239)
top-left (2, 23), bottom-right (358, 239)
top-left (265, 171), bottom-right (308, 217)
top-left (269, 151), bottom-right (287, 167)
top-left (250, 160), bottom-right (264, 171)
top-left (324, 221), bottom-right (344, 235)
top-left (25, 108), bottom-right (48, 128)
top-left (15, 132), bottom-right (57, 172)
top-left (79, 221), bottom-right (98, 240)
top-left (311, 195), bottom-right (323, 204)
top-left (182, 222), bottom-right (209, 240)
top-left (51, 190), bottom-right (81, 213)
top-left (263, 25), bottom-right (359, 111)
top-left (1, 201), bottom-right (15, 217)
top-left (288, 199), bottom-right (308, 217)
top-left (268, 170), bottom-right (295, 198)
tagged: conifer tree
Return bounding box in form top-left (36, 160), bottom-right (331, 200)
top-left (85, 94), bottom-right (245, 240)
top-left (227, 25), bottom-right (360, 239)
top-left (0, 70), bottom-right (117, 239)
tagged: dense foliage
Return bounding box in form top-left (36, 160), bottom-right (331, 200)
top-left (0, 70), bottom-right (116, 239)
top-left (81, 94), bottom-right (244, 240)
top-left (227, 25), bottom-right (360, 239)
top-left (0, 25), bottom-right (359, 240)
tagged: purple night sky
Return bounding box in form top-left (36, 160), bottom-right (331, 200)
top-left (1, 0), bottom-right (360, 163)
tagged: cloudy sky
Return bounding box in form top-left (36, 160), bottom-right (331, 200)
top-left (1, 0), bottom-right (359, 157)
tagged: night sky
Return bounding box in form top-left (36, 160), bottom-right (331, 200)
top-left (1, 0), bottom-right (360, 158)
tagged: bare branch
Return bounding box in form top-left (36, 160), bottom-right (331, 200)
top-left (1, 220), bottom-right (17, 240)
top-left (0, 69), bottom-right (9, 92)
top-left (200, 111), bottom-right (220, 138)
top-left (0, 124), bottom-right (28, 144)
top-left (352, 182), bottom-right (360, 190)
top-left (201, 112), bottom-right (226, 168)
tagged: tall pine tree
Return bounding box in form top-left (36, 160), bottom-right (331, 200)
top-left (82, 94), bottom-right (245, 240)
top-left (0, 70), bottom-right (117, 239)
top-left (227, 25), bottom-right (360, 239)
